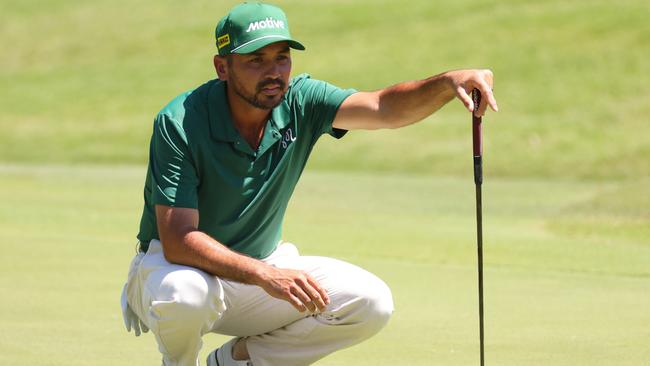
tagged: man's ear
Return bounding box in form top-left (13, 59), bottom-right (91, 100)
top-left (213, 55), bottom-right (228, 80)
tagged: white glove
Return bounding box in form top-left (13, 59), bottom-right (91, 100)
top-left (121, 284), bottom-right (149, 336)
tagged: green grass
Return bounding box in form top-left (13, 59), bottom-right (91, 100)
top-left (1, 0), bottom-right (649, 179)
top-left (0, 165), bottom-right (647, 365)
top-left (1, 1), bottom-right (649, 365)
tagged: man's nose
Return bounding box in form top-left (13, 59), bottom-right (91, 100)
top-left (266, 61), bottom-right (282, 79)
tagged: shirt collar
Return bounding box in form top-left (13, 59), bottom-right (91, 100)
top-left (208, 80), bottom-right (239, 142)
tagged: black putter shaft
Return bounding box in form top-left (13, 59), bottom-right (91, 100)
top-left (472, 89), bottom-right (485, 366)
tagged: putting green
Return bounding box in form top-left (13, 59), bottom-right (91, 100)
top-left (0, 165), bottom-right (647, 365)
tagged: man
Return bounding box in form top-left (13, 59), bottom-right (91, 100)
top-left (121, 2), bottom-right (498, 366)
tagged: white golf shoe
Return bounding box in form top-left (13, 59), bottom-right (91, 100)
top-left (206, 338), bottom-right (252, 366)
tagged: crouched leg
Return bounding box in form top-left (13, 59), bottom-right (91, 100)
top-left (142, 264), bottom-right (226, 366)
top-left (246, 255), bottom-right (394, 366)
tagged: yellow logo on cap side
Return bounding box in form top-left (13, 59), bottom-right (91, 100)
top-left (217, 34), bottom-right (230, 49)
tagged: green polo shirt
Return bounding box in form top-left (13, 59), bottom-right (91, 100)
top-left (136, 73), bottom-right (356, 258)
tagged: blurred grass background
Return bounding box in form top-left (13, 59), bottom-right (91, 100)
top-left (0, 0), bottom-right (649, 365)
top-left (2, 0), bottom-right (649, 179)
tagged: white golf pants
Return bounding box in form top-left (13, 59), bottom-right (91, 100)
top-left (122, 240), bottom-right (394, 366)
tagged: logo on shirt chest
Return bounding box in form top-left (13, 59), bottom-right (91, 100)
top-left (280, 127), bottom-right (296, 149)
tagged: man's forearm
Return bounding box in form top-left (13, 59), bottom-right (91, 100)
top-left (161, 229), bottom-right (329, 313)
top-left (155, 204), bottom-right (268, 285)
top-left (154, 201), bottom-right (329, 313)
top-left (333, 69), bottom-right (496, 131)
top-left (375, 72), bottom-right (457, 129)
top-left (163, 229), bottom-right (267, 285)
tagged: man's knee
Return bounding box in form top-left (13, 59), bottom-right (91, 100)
top-left (325, 274), bottom-right (394, 338)
top-left (359, 278), bottom-right (394, 335)
top-left (145, 268), bottom-right (224, 333)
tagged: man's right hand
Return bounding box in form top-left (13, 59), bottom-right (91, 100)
top-left (255, 265), bottom-right (330, 313)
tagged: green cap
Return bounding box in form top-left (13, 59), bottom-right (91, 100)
top-left (215, 2), bottom-right (305, 55)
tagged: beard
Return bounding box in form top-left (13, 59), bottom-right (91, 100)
top-left (228, 70), bottom-right (287, 110)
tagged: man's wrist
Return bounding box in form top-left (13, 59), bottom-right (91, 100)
top-left (438, 70), bottom-right (459, 96)
top-left (246, 259), bottom-right (273, 287)
top-left (423, 70), bottom-right (457, 101)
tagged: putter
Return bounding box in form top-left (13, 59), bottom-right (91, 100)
top-left (472, 89), bottom-right (485, 366)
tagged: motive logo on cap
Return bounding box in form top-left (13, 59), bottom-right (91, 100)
top-left (215, 3), bottom-right (304, 55)
top-left (217, 34), bottom-right (231, 49)
top-left (246, 17), bottom-right (285, 33)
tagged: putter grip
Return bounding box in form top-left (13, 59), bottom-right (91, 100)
top-left (472, 89), bottom-right (482, 157)
top-left (472, 89), bottom-right (483, 185)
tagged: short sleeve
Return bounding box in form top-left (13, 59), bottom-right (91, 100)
top-left (292, 75), bottom-right (356, 139)
top-left (149, 113), bottom-right (199, 208)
